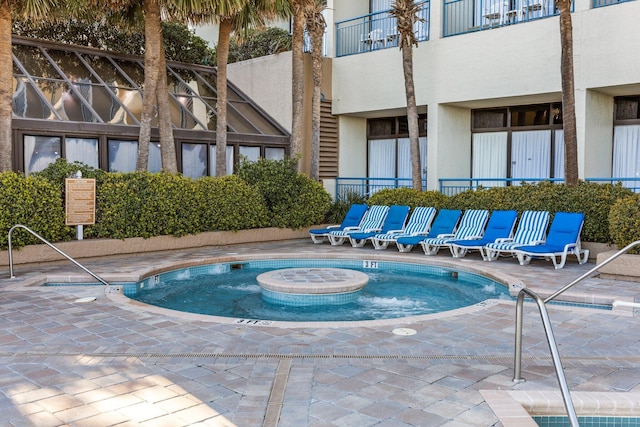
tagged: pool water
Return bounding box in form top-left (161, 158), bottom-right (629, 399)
top-left (128, 259), bottom-right (511, 322)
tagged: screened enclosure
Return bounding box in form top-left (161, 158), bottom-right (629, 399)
top-left (11, 36), bottom-right (290, 176)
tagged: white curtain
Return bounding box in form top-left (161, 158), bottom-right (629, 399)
top-left (613, 124), bottom-right (640, 190)
top-left (182, 143), bottom-right (207, 178)
top-left (210, 145), bottom-right (234, 176)
top-left (265, 147), bottom-right (285, 161)
top-left (511, 130), bottom-right (551, 183)
top-left (554, 129), bottom-right (565, 180)
top-left (108, 140), bottom-right (137, 172)
top-left (397, 137), bottom-right (427, 186)
top-left (368, 138), bottom-right (395, 193)
top-left (24, 135), bottom-right (61, 175)
top-left (149, 143), bottom-right (162, 173)
top-left (239, 146), bottom-right (260, 162)
top-left (65, 138), bottom-right (98, 168)
top-left (472, 132), bottom-right (507, 187)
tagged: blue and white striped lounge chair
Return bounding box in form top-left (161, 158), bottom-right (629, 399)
top-left (327, 205), bottom-right (390, 246)
top-left (309, 203), bottom-right (368, 244)
top-left (395, 209), bottom-right (462, 253)
top-left (515, 212), bottom-right (589, 269)
top-left (449, 210), bottom-right (518, 259)
top-left (420, 209), bottom-right (490, 255)
top-left (370, 206), bottom-right (437, 250)
top-left (348, 205), bottom-right (410, 247)
top-left (484, 210), bottom-right (550, 261)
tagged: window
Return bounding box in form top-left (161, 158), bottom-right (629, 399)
top-left (24, 135), bottom-right (61, 175)
top-left (66, 137), bottom-right (98, 168)
top-left (472, 103), bottom-right (563, 182)
top-left (108, 140), bottom-right (161, 173)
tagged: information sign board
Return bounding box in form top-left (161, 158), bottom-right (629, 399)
top-left (65, 178), bottom-right (96, 226)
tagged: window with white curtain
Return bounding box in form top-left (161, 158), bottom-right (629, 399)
top-left (554, 130), bottom-right (565, 179)
top-left (108, 140), bottom-right (161, 173)
top-left (239, 146), bottom-right (261, 163)
top-left (368, 137), bottom-right (427, 192)
top-left (472, 132), bottom-right (507, 187)
top-left (511, 130), bottom-right (551, 183)
top-left (209, 145), bottom-right (234, 176)
top-left (265, 147), bottom-right (285, 161)
top-left (66, 137), bottom-right (98, 169)
top-left (182, 143), bottom-right (207, 178)
top-left (397, 137), bottom-right (427, 184)
top-left (24, 135), bottom-right (61, 175)
top-left (613, 124), bottom-right (640, 190)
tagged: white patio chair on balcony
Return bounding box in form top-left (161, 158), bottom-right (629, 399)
top-left (483, 1), bottom-right (509, 26)
top-left (522, 0), bottom-right (547, 19)
top-left (361, 29), bottom-right (385, 51)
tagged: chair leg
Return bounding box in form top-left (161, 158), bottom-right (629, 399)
top-left (328, 235), bottom-right (346, 246)
top-left (396, 243), bottom-right (414, 253)
top-left (372, 240), bottom-right (389, 250)
top-left (450, 246), bottom-right (467, 258)
top-left (350, 238), bottom-right (366, 248)
top-left (310, 234), bottom-right (325, 244)
top-left (577, 249), bottom-right (590, 264)
top-left (421, 243), bottom-right (439, 256)
top-left (485, 249), bottom-right (499, 261)
top-left (516, 252), bottom-right (531, 266)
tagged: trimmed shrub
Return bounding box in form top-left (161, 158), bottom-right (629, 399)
top-left (0, 172), bottom-right (72, 249)
top-left (236, 157), bottom-right (331, 228)
top-left (609, 194), bottom-right (640, 252)
top-left (195, 175), bottom-right (269, 231)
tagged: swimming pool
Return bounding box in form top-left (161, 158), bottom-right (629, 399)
top-left (126, 259), bottom-right (512, 322)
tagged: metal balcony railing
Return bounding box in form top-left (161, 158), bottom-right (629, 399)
top-left (593, 0), bottom-right (635, 8)
top-left (335, 1), bottom-right (430, 57)
top-left (335, 177), bottom-right (427, 199)
top-left (443, 0), bottom-right (561, 37)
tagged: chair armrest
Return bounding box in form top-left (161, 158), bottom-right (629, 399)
top-left (343, 226), bottom-right (360, 231)
top-left (494, 238), bottom-right (514, 243)
top-left (436, 233), bottom-right (455, 239)
top-left (528, 239), bottom-right (545, 245)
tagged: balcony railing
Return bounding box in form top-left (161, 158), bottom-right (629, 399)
top-left (335, 1), bottom-right (430, 57)
top-left (335, 177), bottom-right (427, 199)
top-left (443, 0), bottom-right (560, 37)
top-left (438, 177), bottom-right (640, 195)
top-left (593, 0), bottom-right (635, 8)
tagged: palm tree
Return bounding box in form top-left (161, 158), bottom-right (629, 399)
top-left (0, 0), bottom-right (62, 171)
top-left (390, 0), bottom-right (423, 190)
top-left (290, 0), bottom-right (305, 167)
top-left (173, 0), bottom-right (289, 176)
top-left (556, 0), bottom-right (578, 186)
top-left (304, 0), bottom-right (326, 181)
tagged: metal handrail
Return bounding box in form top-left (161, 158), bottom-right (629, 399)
top-left (8, 224), bottom-right (110, 286)
top-left (513, 240), bottom-right (640, 427)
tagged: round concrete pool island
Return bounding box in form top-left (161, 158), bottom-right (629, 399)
top-left (256, 268), bottom-right (369, 306)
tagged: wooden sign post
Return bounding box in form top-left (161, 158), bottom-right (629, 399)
top-left (65, 173), bottom-right (96, 240)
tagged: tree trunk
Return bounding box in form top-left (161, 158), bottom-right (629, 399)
top-left (137, 0), bottom-right (161, 171)
top-left (290, 0), bottom-right (305, 168)
top-left (401, 46), bottom-right (422, 190)
top-left (215, 18), bottom-right (232, 177)
top-left (156, 37), bottom-right (178, 173)
top-left (558, 0), bottom-right (578, 186)
top-left (309, 21), bottom-right (324, 181)
top-left (0, 4), bottom-right (13, 171)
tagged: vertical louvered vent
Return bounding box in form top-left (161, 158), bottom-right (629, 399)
top-left (320, 100), bottom-right (339, 179)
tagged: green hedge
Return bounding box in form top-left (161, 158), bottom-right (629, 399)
top-left (609, 194), bottom-right (640, 252)
top-left (236, 157), bottom-right (331, 228)
top-left (0, 172), bottom-right (72, 249)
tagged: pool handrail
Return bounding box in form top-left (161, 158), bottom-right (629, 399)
top-left (8, 224), bottom-right (110, 287)
top-left (513, 240), bottom-right (640, 427)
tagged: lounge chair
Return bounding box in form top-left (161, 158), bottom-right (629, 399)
top-left (395, 209), bottom-right (462, 253)
top-left (420, 209), bottom-right (490, 255)
top-left (370, 206), bottom-right (437, 250)
top-left (348, 205), bottom-right (410, 247)
top-left (484, 210), bottom-right (550, 261)
top-left (515, 212), bottom-right (589, 269)
top-left (449, 210), bottom-right (518, 259)
top-left (309, 203), bottom-right (368, 244)
top-left (327, 205), bottom-right (390, 246)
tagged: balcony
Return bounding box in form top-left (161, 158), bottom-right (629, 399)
top-left (335, 1), bottom-right (430, 58)
top-left (443, 0), bottom-right (560, 37)
top-left (593, 0), bottom-right (635, 8)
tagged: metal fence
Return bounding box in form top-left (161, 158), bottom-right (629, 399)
top-left (438, 177), bottom-right (640, 196)
top-left (335, 1), bottom-right (430, 57)
top-left (335, 177), bottom-right (427, 199)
